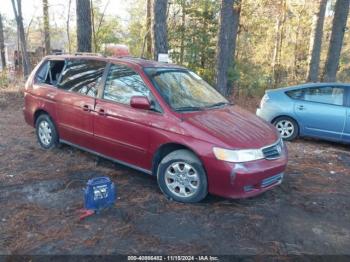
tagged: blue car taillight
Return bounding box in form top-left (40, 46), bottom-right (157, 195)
top-left (260, 93), bottom-right (270, 108)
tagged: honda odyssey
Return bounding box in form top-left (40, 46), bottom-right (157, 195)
top-left (23, 55), bottom-right (288, 203)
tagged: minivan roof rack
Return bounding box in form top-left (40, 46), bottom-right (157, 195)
top-left (74, 52), bottom-right (105, 57)
top-left (116, 55), bottom-right (147, 60)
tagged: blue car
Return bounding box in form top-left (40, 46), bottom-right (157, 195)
top-left (256, 83), bottom-right (350, 142)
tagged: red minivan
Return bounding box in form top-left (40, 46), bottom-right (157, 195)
top-left (23, 55), bottom-right (288, 203)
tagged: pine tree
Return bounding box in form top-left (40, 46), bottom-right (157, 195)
top-left (307, 0), bottom-right (327, 82)
top-left (76, 0), bottom-right (92, 52)
top-left (153, 0), bottom-right (168, 60)
top-left (216, 0), bottom-right (241, 96)
top-left (0, 14), bottom-right (6, 69)
top-left (323, 0), bottom-right (350, 82)
top-left (42, 0), bottom-right (51, 55)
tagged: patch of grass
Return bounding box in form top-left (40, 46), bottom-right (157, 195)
top-left (0, 71), bottom-right (10, 89)
top-left (0, 71), bottom-right (24, 108)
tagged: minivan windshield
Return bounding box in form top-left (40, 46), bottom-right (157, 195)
top-left (145, 68), bottom-right (229, 111)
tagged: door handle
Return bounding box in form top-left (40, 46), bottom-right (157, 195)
top-left (82, 105), bottom-right (91, 112)
top-left (98, 108), bottom-right (106, 116)
top-left (297, 105), bottom-right (305, 110)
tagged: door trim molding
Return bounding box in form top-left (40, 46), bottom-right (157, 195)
top-left (59, 139), bottom-right (153, 175)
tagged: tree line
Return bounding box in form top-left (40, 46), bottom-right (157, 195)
top-left (0, 0), bottom-right (349, 98)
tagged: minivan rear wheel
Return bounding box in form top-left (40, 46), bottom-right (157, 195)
top-left (273, 116), bottom-right (298, 141)
top-left (157, 149), bottom-right (208, 203)
top-left (35, 114), bottom-right (59, 149)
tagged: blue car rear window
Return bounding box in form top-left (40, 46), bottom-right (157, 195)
top-left (286, 90), bottom-right (304, 100)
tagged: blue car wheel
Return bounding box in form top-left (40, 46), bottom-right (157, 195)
top-left (273, 116), bottom-right (299, 141)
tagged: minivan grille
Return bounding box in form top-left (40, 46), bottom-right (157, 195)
top-left (262, 140), bottom-right (283, 160)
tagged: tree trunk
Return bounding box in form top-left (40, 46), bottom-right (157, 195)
top-left (306, 0), bottom-right (327, 82)
top-left (42, 0), bottom-right (50, 55)
top-left (11, 0), bottom-right (31, 77)
top-left (67, 0), bottom-right (72, 53)
top-left (201, 1), bottom-right (209, 68)
top-left (76, 0), bottom-right (92, 52)
top-left (0, 14), bottom-right (6, 70)
top-left (323, 0), bottom-right (349, 82)
top-left (179, 0), bottom-right (186, 64)
top-left (293, 12), bottom-right (301, 80)
top-left (146, 0), bottom-right (153, 58)
top-left (91, 0), bottom-right (96, 52)
top-left (215, 0), bottom-right (241, 96)
top-left (95, 0), bottom-right (110, 53)
top-left (232, 1), bottom-right (241, 66)
top-left (153, 0), bottom-right (168, 61)
top-left (271, 0), bottom-right (287, 87)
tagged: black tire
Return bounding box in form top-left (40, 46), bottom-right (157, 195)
top-left (35, 114), bottom-right (59, 149)
top-left (157, 149), bottom-right (208, 203)
top-left (273, 116), bottom-right (299, 141)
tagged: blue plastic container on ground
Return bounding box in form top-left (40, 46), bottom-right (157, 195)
top-left (84, 177), bottom-right (116, 211)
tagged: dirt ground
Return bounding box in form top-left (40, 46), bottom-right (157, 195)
top-left (0, 89), bottom-right (350, 256)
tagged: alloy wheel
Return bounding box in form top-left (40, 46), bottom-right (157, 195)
top-left (38, 120), bottom-right (52, 146)
top-left (164, 162), bottom-right (200, 198)
top-left (275, 120), bottom-right (294, 139)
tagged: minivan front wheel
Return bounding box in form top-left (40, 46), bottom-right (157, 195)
top-left (157, 149), bottom-right (208, 203)
top-left (35, 114), bottom-right (59, 149)
top-left (273, 116), bottom-right (298, 141)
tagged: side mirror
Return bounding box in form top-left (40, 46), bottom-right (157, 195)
top-left (130, 96), bottom-right (151, 110)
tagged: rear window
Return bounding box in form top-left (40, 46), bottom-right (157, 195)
top-left (286, 89), bottom-right (304, 100)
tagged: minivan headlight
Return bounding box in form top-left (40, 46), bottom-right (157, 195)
top-left (213, 147), bottom-right (264, 163)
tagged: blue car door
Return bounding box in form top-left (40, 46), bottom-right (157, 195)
top-left (294, 85), bottom-right (347, 141)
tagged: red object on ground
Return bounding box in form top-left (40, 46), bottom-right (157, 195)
top-left (78, 209), bottom-right (95, 221)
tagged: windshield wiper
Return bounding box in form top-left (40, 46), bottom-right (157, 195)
top-left (174, 106), bottom-right (203, 112)
top-left (205, 102), bottom-right (232, 109)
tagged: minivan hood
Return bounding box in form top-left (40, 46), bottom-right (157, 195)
top-left (182, 105), bottom-right (279, 149)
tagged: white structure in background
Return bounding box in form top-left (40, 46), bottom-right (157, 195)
top-left (158, 53), bottom-right (171, 63)
top-left (0, 43), bottom-right (16, 70)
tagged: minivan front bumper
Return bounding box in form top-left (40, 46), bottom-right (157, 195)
top-left (205, 148), bottom-right (288, 199)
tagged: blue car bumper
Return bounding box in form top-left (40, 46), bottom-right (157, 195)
top-left (256, 107), bottom-right (275, 122)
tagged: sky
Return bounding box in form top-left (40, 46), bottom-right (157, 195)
top-left (1, 0), bottom-right (131, 25)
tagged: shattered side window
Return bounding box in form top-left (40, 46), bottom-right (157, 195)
top-left (35, 61), bottom-right (49, 83)
top-left (58, 59), bottom-right (106, 97)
